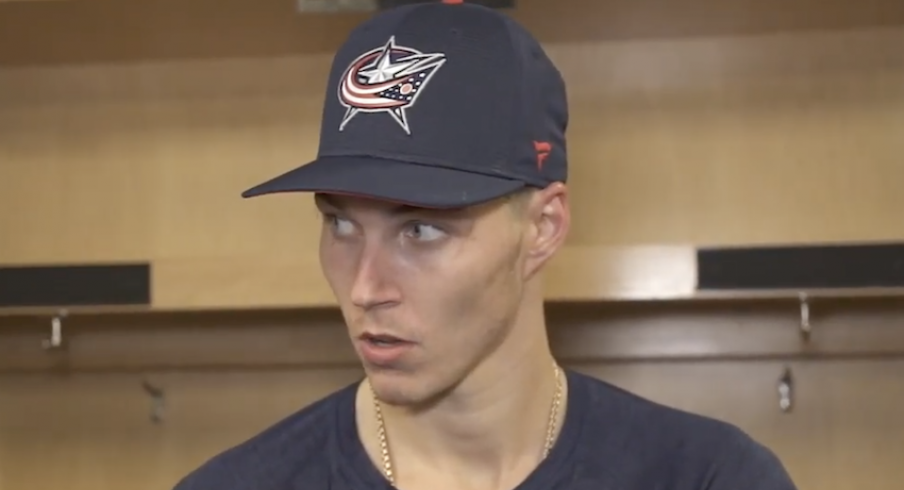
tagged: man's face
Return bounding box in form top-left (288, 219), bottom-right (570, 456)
top-left (315, 191), bottom-right (550, 407)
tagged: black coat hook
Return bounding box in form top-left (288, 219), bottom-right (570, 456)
top-left (142, 379), bottom-right (166, 424)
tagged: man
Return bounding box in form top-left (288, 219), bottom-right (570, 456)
top-left (174, 1), bottom-right (798, 489)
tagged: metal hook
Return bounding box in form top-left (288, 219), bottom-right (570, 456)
top-left (42, 309), bottom-right (68, 350)
top-left (142, 380), bottom-right (166, 424)
top-left (798, 292), bottom-right (811, 342)
top-left (778, 366), bottom-right (794, 413)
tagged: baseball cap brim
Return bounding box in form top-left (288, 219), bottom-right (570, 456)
top-left (241, 156), bottom-right (527, 209)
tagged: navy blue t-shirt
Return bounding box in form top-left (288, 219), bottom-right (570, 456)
top-left (173, 369), bottom-right (797, 490)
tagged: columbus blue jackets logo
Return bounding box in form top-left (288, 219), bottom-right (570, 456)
top-left (337, 36), bottom-right (447, 135)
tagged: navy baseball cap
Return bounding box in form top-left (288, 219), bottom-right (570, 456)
top-left (241, 0), bottom-right (568, 209)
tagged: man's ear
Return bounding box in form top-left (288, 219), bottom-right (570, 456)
top-left (523, 183), bottom-right (570, 279)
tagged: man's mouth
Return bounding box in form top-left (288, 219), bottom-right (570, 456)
top-left (360, 332), bottom-right (410, 346)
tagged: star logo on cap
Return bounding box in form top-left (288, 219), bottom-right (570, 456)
top-left (337, 36), bottom-right (447, 135)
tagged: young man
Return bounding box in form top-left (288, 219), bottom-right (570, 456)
top-left (174, 2), bottom-right (798, 489)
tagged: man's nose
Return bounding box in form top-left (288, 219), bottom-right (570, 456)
top-left (349, 243), bottom-right (400, 310)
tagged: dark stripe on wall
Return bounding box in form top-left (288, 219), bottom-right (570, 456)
top-left (697, 242), bottom-right (904, 290)
top-left (0, 263), bottom-right (151, 308)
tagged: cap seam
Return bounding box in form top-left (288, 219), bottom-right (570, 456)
top-left (315, 151), bottom-right (536, 182)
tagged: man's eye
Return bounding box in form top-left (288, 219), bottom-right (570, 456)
top-left (406, 222), bottom-right (446, 242)
top-left (326, 215), bottom-right (356, 236)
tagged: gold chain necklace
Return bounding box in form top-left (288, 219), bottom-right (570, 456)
top-left (370, 363), bottom-right (564, 487)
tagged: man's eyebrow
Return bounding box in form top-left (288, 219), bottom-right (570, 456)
top-left (313, 193), bottom-right (338, 210)
top-left (314, 193), bottom-right (442, 217)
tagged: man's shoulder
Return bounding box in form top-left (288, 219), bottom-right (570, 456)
top-left (570, 370), bottom-right (797, 489)
top-left (171, 382), bottom-right (358, 490)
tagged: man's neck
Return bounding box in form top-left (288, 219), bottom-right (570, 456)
top-left (356, 320), bottom-right (567, 489)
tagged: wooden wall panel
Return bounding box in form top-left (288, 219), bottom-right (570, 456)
top-left (2, 1), bottom-right (904, 309)
top-left (574, 360), bottom-right (904, 490)
top-left (0, 361), bottom-right (901, 490)
top-left (1, 299), bottom-right (902, 490)
top-left (3, 27), bottom-right (903, 260)
top-left (561, 27), bottom-right (904, 246)
top-left (0, 369), bottom-right (366, 490)
top-left (0, 56), bottom-right (331, 264)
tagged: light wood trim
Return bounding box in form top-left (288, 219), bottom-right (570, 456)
top-left (151, 245), bottom-right (698, 310)
top-left (1, 296), bottom-right (902, 373)
top-left (0, 305), bottom-right (152, 317)
top-left (544, 245), bottom-right (697, 301)
top-left (150, 255), bottom-right (336, 310)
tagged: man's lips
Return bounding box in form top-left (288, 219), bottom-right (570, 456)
top-left (357, 332), bottom-right (416, 366)
top-left (359, 332), bottom-right (413, 345)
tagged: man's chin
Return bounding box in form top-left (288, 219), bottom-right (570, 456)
top-left (366, 371), bottom-right (436, 409)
